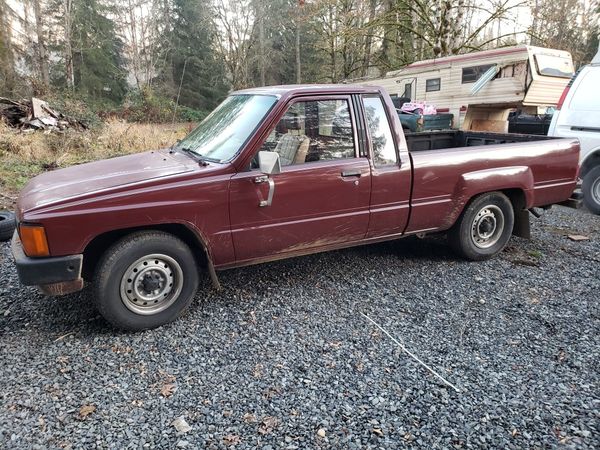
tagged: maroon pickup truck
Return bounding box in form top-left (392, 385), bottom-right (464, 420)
top-left (11, 85), bottom-right (579, 330)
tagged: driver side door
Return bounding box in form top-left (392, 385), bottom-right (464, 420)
top-left (228, 96), bottom-right (372, 263)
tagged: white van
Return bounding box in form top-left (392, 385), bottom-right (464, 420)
top-left (548, 51), bottom-right (600, 214)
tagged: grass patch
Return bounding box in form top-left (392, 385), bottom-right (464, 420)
top-left (528, 250), bottom-right (543, 259)
top-left (0, 121), bottom-right (194, 202)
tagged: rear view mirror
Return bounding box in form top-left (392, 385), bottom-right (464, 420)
top-left (258, 151), bottom-right (281, 176)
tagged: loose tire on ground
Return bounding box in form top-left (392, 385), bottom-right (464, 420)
top-left (93, 231), bottom-right (199, 331)
top-left (448, 192), bottom-right (515, 261)
top-left (582, 166), bottom-right (600, 215)
top-left (0, 211), bottom-right (16, 242)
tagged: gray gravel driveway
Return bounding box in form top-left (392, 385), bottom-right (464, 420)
top-left (0, 206), bottom-right (598, 449)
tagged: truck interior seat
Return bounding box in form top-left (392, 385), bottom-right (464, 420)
top-left (274, 113), bottom-right (310, 165)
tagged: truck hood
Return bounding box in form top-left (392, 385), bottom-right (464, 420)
top-left (18, 149), bottom-right (198, 214)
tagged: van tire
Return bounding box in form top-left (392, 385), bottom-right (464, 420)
top-left (94, 231), bottom-right (199, 331)
top-left (449, 192), bottom-right (514, 261)
top-left (582, 166), bottom-right (600, 215)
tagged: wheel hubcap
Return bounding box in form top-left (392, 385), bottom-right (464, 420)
top-left (120, 254), bottom-right (184, 315)
top-left (471, 205), bottom-right (505, 249)
top-left (592, 177), bottom-right (600, 204)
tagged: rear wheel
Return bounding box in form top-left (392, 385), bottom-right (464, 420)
top-left (449, 192), bottom-right (514, 261)
top-left (94, 231), bottom-right (199, 331)
top-left (582, 166), bottom-right (600, 215)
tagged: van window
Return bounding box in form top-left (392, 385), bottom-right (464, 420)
top-left (569, 70), bottom-right (600, 111)
top-left (534, 54), bottom-right (574, 79)
top-left (462, 64), bottom-right (495, 83)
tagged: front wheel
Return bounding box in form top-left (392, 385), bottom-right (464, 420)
top-left (582, 166), bottom-right (600, 215)
top-left (94, 231), bottom-right (199, 331)
top-left (448, 192), bottom-right (515, 261)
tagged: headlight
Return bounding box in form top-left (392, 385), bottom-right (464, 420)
top-left (19, 224), bottom-right (50, 257)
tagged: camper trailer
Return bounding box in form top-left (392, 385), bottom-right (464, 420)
top-left (362, 45), bottom-right (574, 131)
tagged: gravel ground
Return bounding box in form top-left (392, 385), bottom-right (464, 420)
top-left (0, 205), bottom-right (598, 450)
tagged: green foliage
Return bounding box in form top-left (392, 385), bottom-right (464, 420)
top-left (44, 92), bottom-right (104, 128)
top-left (158, 0), bottom-right (229, 111)
top-left (120, 88), bottom-right (207, 123)
top-left (176, 106), bottom-right (208, 123)
top-left (71, 0), bottom-right (127, 103)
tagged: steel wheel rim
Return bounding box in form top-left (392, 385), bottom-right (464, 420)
top-left (471, 205), bottom-right (505, 249)
top-left (592, 177), bottom-right (600, 204)
top-left (119, 253), bottom-right (184, 315)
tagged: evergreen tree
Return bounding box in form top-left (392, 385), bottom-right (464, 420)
top-left (160, 0), bottom-right (229, 111)
top-left (70, 0), bottom-right (127, 104)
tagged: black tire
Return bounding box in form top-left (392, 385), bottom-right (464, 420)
top-left (448, 192), bottom-right (514, 261)
top-left (93, 231), bottom-right (199, 331)
top-left (0, 211), bottom-right (16, 242)
top-left (582, 166), bottom-right (600, 215)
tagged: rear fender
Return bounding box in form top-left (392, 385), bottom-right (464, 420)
top-left (445, 166), bottom-right (534, 227)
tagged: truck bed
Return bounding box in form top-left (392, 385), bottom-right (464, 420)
top-left (404, 135), bottom-right (580, 234)
top-left (404, 130), bottom-right (555, 152)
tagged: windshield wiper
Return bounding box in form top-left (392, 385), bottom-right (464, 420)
top-left (174, 146), bottom-right (215, 166)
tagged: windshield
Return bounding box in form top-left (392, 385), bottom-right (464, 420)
top-left (534, 54), bottom-right (574, 79)
top-left (174, 94), bottom-right (278, 162)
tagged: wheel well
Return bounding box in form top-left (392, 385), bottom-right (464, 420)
top-left (81, 224), bottom-right (209, 280)
top-left (501, 188), bottom-right (529, 238)
top-left (501, 188), bottom-right (527, 211)
top-left (580, 151), bottom-right (600, 178)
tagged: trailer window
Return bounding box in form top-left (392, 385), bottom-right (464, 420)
top-left (462, 64), bottom-right (495, 83)
top-left (426, 78), bottom-right (441, 92)
top-left (402, 83), bottom-right (412, 99)
top-left (534, 54), bottom-right (574, 79)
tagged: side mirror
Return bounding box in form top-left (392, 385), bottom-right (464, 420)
top-left (258, 151), bottom-right (281, 176)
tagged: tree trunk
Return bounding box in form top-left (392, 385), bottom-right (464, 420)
top-left (64, 0), bottom-right (75, 90)
top-left (382, 0), bottom-right (396, 68)
top-left (33, 0), bottom-right (50, 88)
top-left (328, 4), bottom-right (336, 82)
top-left (0, 0), bottom-right (16, 95)
top-left (259, 13), bottom-right (265, 86)
top-left (361, 0), bottom-right (377, 77)
top-left (295, 21), bottom-right (301, 84)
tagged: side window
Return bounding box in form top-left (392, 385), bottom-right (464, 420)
top-left (462, 64), bottom-right (495, 83)
top-left (257, 99), bottom-right (355, 166)
top-left (363, 96), bottom-right (397, 167)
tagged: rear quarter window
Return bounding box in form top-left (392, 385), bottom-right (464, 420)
top-left (569, 69), bottom-right (600, 111)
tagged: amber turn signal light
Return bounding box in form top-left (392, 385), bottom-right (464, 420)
top-left (19, 224), bottom-right (50, 257)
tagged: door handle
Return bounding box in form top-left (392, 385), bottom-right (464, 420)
top-left (341, 169), bottom-right (362, 177)
top-left (254, 175), bottom-right (269, 184)
top-left (258, 178), bottom-right (275, 207)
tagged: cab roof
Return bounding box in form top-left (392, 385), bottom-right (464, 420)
top-left (232, 84), bottom-right (385, 97)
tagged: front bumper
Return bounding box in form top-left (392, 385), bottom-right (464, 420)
top-left (11, 232), bottom-right (84, 295)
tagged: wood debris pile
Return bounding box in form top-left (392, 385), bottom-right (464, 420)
top-left (0, 97), bottom-right (87, 131)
